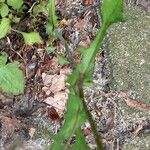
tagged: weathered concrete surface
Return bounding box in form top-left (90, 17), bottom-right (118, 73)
top-left (106, 5), bottom-right (150, 150)
top-left (108, 6), bottom-right (150, 104)
top-left (123, 135), bottom-right (150, 150)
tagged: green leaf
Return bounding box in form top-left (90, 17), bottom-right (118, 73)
top-left (83, 60), bottom-right (95, 87)
top-left (33, 1), bottom-right (48, 16)
top-left (67, 68), bottom-right (79, 87)
top-left (12, 16), bottom-right (21, 23)
top-left (45, 22), bottom-right (53, 35)
top-left (54, 30), bottom-right (65, 43)
top-left (58, 55), bottom-right (69, 65)
top-left (0, 18), bottom-right (10, 39)
top-left (78, 0), bottom-right (124, 74)
top-left (0, 52), bottom-right (24, 95)
top-left (48, 0), bottom-right (58, 28)
top-left (102, 0), bottom-right (124, 26)
top-left (21, 32), bottom-right (43, 45)
top-left (51, 94), bottom-right (87, 150)
top-left (47, 46), bottom-right (56, 53)
top-left (0, 3), bottom-right (9, 17)
top-left (0, 52), bottom-right (8, 67)
top-left (7, 0), bottom-right (23, 10)
top-left (51, 1), bottom-right (125, 150)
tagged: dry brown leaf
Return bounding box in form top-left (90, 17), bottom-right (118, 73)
top-left (48, 106), bottom-right (60, 121)
top-left (44, 91), bottom-right (68, 115)
top-left (118, 92), bottom-right (150, 111)
top-left (51, 74), bottom-right (66, 93)
top-left (42, 69), bottom-right (71, 93)
top-left (133, 124), bottom-right (143, 136)
top-left (42, 73), bottom-right (53, 86)
top-left (42, 73), bottom-right (66, 94)
top-left (42, 69), bottom-right (71, 115)
top-left (83, 0), bottom-right (93, 5)
top-left (42, 86), bottom-right (51, 95)
top-left (75, 19), bottom-right (86, 30)
top-left (29, 128), bottom-right (36, 138)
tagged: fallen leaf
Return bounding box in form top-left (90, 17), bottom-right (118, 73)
top-left (51, 74), bottom-right (66, 93)
top-left (42, 69), bottom-right (71, 115)
top-left (44, 91), bottom-right (68, 115)
top-left (42, 86), bottom-right (51, 95)
top-left (118, 92), bottom-right (150, 111)
top-left (42, 73), bottom-right (66, 93)
top-left (48, 106), bottom-right (60, 121)
top-left (83, 0), bottom-right (93, 5)
top-left (133, 124), bottom-right (143, 136)
top-left (29, 128), bottom-right (36, 138)
top-left (42, 73), bottom-right (53, 86)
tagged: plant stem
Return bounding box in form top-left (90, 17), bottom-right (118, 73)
top-left (11, 28), bottom-right (22, 34)
top-left (78, 75), bottom-right (103, 150)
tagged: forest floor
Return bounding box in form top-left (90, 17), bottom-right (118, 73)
top-left (0, 0), bottom-right (150, 150)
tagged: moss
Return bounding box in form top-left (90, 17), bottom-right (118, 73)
top-left (108, 6), bottom-right (150, 104)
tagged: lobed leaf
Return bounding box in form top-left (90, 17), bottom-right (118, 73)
top-left (21, 32), bottom-right (43, 45)
top-left (7, 0), bottom-right (23, 10)
top-left (0, 53), bottom-right (24, 95)
top-left (0, 3), bottom-right (9, 17)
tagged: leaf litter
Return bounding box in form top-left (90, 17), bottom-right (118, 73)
top-left (42, 68), bottom-right (71, 116)
top-left (0, 0), bottom-right (150, 149)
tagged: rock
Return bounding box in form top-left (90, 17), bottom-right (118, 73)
top-left (108, 6), bottom-right (150, 104)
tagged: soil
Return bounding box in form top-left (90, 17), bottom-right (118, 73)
top-left (0, 0), bottom-right (150, 150)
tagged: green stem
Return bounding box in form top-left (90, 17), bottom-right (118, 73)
top-left (90, 23), bottom-right (108, 53)
top-left (77, 75), bottom-right (103, 150)
top-left (75, 23), bottom-right (109, 149)
top-left (11, 28), bottom-right (22, 34)
top-left (79, 23), bottom-right (108, 74)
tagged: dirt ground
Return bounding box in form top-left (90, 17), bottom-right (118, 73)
top-left (0, 0), bottom-right (150, 150)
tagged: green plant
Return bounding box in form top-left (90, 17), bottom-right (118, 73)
top-left (0, 0), bottom-right (43, 95)
top-left (0, 52), bottom-right (24, 95)
top-left (0, 0), bottom-right (43, 45)
top-left (51, 0), bottom-right (124, 149)
top-left (33, 0), bottom-right (58, 33)
top-left (0, 0), bottom-right (58, 95)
